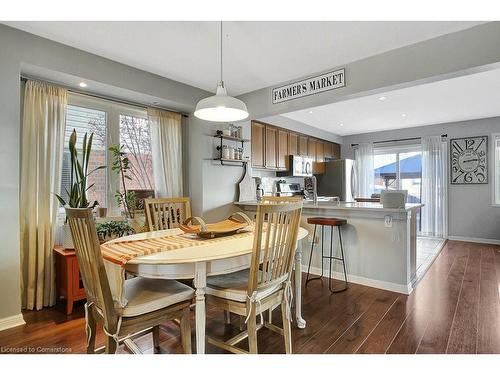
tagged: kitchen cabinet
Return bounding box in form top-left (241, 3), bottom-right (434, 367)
top-left (316, 141), bottom-right (325, 162)
top-left (288, 132), bottom-right (298, 156)
top-left (265, 126), bottom-right (278, 169)
top-left (332, 143), bottom-right (341, 159)
top-left (250, 120), bottom-right (341, 170)
top-left (277, 129), bottom-right (289, 170)
top-left (308, 138), bottom-right (317, 160)
top-left (324, 142), bottom-right (333, 159)
top-left (251, 121), bottom-right (265, 168)
top-left (298, 135), bottom-right (308, 156)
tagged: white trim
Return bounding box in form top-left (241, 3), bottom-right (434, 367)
top-left (303, 265), bottom-right (412, 295)
top-left (448, 235), bottom-right (500, 245)
top-left (491, 133), bottom-right (500, 207)
top-left (0, 314), bottom-right (25, 332)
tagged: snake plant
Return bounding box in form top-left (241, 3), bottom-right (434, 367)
top-left (55, 129), bottom-right (106, 209)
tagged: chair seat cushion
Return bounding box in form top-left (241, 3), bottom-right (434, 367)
top-left (122, 277), bottom-right (194, 317)
top-left (205, 269), bottom-right (281, 302)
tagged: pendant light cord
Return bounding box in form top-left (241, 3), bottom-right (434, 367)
top-left (220, 20), bottom-right (223, 84)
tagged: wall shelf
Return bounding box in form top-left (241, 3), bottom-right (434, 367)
top-left (213, 134), bottom-right (250, 143)
top-left (213, 133), bottom-right (249, 167)
top-left (213, 158), bottom-right (248, 166)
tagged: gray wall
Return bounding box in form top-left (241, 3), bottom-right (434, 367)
top-left (0, 24), bottom-right (210, 322)
top-left (342, 117), bottom-right (500, 241)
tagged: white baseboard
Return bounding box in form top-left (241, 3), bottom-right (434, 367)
top-left (0, 314), bottom-right (25, 331)
top-left (448, 235), bottom-right (500, 245)
top-left (303, 265), bottom-right (411, 295)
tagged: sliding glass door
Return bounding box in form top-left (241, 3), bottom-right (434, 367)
top-left (374, 144), bottom-right (422, 231)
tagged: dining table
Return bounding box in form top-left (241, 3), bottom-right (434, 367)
top-left (105, 226), bottom-right (309, 354)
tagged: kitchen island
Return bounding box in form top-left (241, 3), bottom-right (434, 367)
top-left (235, 200), bottom-right (424, 294)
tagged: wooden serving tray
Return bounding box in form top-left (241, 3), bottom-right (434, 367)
top-left (179, 212), bottom-right (253, 239)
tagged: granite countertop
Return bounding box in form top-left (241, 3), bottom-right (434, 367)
top-left (235, 200), bottom-right (424, 213)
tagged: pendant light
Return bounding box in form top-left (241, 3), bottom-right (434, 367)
top-left (194, 21), bottom-right (249, 122)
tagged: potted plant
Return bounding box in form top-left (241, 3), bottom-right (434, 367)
top-left (95, 220), bottom-right (134, 243)
top-left (55, 129), bottom-right (106, 248)
top-left (109, 144), bottom-right (136, 218)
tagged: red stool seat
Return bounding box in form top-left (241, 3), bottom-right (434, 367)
top-left (307, 217), bottom-right (347, 226)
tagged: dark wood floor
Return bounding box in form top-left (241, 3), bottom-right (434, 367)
top-left (1, 240), bottom-right (499, 354)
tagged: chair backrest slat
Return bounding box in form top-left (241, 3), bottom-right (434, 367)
top-left (248, 201), bottom-right (302, 296)
top-left (65, 207), bottom-right (117, 326)
top-left (144, 198), bottom-right (192, 231)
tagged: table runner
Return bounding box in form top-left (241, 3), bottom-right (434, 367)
top-left (101, 230), bottom-right (254, 267)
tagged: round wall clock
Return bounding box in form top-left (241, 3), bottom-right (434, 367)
top-left (450, 136), bottom-right (488, 184)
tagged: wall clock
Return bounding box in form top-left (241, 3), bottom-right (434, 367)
top-left (450, 136), bottom-right (488, 184)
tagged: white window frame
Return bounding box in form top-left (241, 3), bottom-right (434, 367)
top-left (491, 132), bottom-right (500, 207)
top-left (66, 93), bottom-right (148, 216)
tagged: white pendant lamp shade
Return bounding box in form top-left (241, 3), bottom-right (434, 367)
top-left (194, 81), bottom-right (249, 122)
top-left (194, 22), bottom-right (249, 122)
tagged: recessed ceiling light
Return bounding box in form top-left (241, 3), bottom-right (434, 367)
top-left (401, 113), bottom-right (407, 117)
top-left (339, 123), bottom-right (344, 127)
top-left (378, 96), bottom-right (386, 101)
top-left (79, 82), bottom-right (88, 88)
top-left (308, 110), bottom-right (313, 114)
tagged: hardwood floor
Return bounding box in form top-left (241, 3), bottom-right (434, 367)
top-left (1, 240), bottom-right (499, 354)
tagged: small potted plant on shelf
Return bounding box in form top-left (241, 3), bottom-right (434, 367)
top-left (55, 129), bottom-right (106, 248)
top-left (95, 220), bottom-right (135, 243)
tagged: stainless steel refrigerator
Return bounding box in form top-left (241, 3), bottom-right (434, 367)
top-left (316, 159), bottom-right (356, 202)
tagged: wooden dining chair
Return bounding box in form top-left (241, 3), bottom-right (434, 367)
top-left (144, 197), bottom-right (192, 231)
top-left (205, 201), bottom-right (303, 354)
top-left (65, 207), bottom-right (194, 354)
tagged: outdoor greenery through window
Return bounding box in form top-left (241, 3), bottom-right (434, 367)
top-left (59, 93), bottom-right (154, 215)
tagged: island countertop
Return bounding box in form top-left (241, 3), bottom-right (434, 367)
top-left (235, 200), bottom-right (423, 213)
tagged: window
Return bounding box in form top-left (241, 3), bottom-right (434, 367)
top-left (119, 114), bottom-right (154, 190)
top-left (374, 144), bottom-right (422, 230)
top-left (493, 133), bottom-right (500, 205)
top-left (60, 93), bottom-right (153, 215)
top-left (61, 105), bottom-right (107, 207)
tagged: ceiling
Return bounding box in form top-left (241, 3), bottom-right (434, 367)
top-left (281, 68), bottom-right (500, 136)
top-left (3, 21), bottom-right (484, 96)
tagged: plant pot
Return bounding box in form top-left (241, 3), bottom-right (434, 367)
top-left (62, 223), bottom-right (74, 249)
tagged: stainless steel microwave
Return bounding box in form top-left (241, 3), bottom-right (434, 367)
top-left (277, 155), bottom-right (314, 177)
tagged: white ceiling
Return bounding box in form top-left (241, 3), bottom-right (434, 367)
top-left (3, 21), bottom-right (484, 96)
top-left (281, 68), bottom-right (500, 136)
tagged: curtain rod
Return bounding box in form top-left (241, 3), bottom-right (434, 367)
top-left (350, 134), bottom-right (447, 148)
top-left (20, 75), bottom-right (189, 118)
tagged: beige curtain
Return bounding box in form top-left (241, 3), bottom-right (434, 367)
top-left (148, 108), bottom-right (183, 197)
top-left (20, 81), bottom-right (68, 310)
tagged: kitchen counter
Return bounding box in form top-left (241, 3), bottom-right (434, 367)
top-left (236, 200), bottom-right (423, 213)
top-left (234, 200), bottom-right (422, 294)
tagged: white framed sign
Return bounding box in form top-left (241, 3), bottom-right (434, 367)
top-left (450, 135), bottom-right (488, 184)
top-left (272, 68), bottom-right (345, 104)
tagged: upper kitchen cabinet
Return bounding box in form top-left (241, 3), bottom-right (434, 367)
top-left (308, 138), bottom-right (317, 160)
top-left (264, 125), bottom-right (278, 169)
top-left (277, 129), bottom-right (289, 170)
top-left (288, 132), bottom-right (298, 156)
top-left (251, 121), bottom-right (265, 168)
top-left (250, 120), bottom-right (341, 170)
top-left (316, 141), bottom-right (324, 162)
top-left (298, 135), bottom-right (308, 156)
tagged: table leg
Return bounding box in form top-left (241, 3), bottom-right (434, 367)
top-left (194, 262), bottom-right (207, 354)
top-left (294, 246), bottom-right (306, 329)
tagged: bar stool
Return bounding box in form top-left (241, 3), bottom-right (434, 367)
top-left (305, 217), bottom-right (348, 293)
